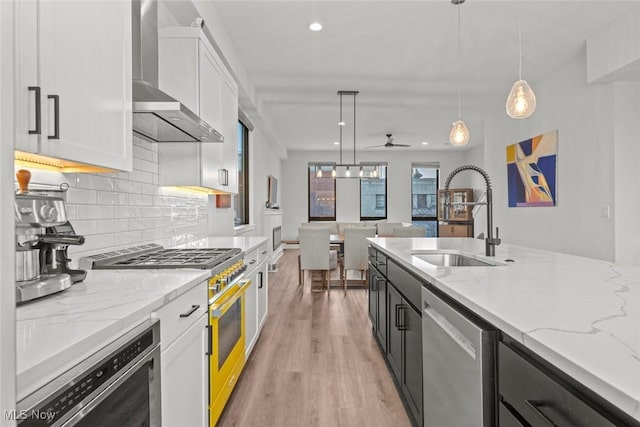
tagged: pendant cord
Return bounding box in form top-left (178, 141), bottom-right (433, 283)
top-left (518, 0), bottom-right (522, 80)
top-left (339, 92), bottom-right (343, 164)
top-left (353, 93), bottom-right (357, 164)
top-left (457, 1), bottom-right (462, 120)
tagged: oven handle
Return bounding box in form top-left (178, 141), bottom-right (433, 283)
top-left (62, 344), bottom-right (161, 426)
top-left (210, 280), bottom-right (251, 318)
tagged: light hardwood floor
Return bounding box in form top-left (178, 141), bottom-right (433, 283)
top-left (218, 249), bottom-right (412, 427)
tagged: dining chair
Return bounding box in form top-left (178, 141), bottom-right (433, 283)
top-left (342, 226), bottom-right (376, 292)
top-left (298, 227), bottom-right (340, 293)
top-left (393, 226), bottom-right (426, 237)
top-left (377, 222), bottom-right (403, 237)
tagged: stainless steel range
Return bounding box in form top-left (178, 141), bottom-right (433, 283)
top-left (80, 244), bottom-right (246, 299)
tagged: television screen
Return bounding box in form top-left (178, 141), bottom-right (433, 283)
top-left (268, 176), bottom-right (278, 205)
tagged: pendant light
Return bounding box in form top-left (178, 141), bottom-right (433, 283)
top-left (506, 0), bottom-right (536, 119)
top-left (449, 0), bottom-right (470, 147)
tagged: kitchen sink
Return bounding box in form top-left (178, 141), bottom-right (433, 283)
top-left (411, 251), bottom-right (502, 267)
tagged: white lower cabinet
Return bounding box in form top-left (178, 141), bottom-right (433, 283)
top-left (258, 263), bottom-right (269, 330)
top-left (245, 271), bottom-right (259, 358)
top-left (161, 313), bottom-right (208, 427)
top-left (245, 242), bottom-right (269, 358)
top-left (155, 283), bottom-right (208, 427)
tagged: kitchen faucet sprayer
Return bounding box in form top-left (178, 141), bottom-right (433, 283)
top-left (444, 165), bottom-right (501, 256)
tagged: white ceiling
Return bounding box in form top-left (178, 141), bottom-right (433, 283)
top-left (207, 1), bottom-right (639, 152)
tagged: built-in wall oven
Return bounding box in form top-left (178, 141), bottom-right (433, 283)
top-left (17, 319), bottom-right (161, 427)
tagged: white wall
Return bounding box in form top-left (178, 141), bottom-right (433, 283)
top-left (482, 55), bottom-right (619, 261)
top-left (1, 1), bottom-right (16, 423)
top-left (280, 149), bottom-right (468, 240)
top-left (613, 82), bottom-right (640, 265)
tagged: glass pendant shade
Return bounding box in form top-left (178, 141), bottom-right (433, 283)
top-left (506, 79), bottom-right (536, 118)
top-left (449, 119), bottom-right (470, 146)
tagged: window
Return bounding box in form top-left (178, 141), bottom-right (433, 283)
top-left (234, 121), bottom-right (249, 226)
top-left (411, 164), bottom-right (439, 237)
top-left (361, 165), bottom-right (387, 220)
top-left (308, 165), bottom-right (336, 221)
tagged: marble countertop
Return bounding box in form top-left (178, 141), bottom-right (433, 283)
top-left (368, 237), bottom-right (640, 421)
top-left (175, 236), bottom-right (268, 253)
top-left (16, 269), bottom-right (209, 400)
top-left (15, 235), bottom-right (268, 400)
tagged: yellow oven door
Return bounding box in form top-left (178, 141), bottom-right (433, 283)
top-left (209, 280), bottom-right (250, 426)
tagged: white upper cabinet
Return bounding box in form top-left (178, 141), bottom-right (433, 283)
top-left (15, 0), bottom-right (132, 171)
top-left (158, 27), bottom-right (238, 194)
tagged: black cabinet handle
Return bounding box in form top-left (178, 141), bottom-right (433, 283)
top-left (249, 259), bottom-right (257, 265)
top-left (525, 400), bottom-right (559, 426)
top-left (398, 306), bottom-right (408, 331)
top-left (47, 94), bottom-right (60, 139)
top-left (258, 271), bottom-right (264, 289)
top-left (179, 304), bottom-right (200, 318)
top-left (28, 86), bottom-right (41, 135)
top-left (375, 260), bottom-right (386, 267)
top-left (206, 325), bottom-right (212, 356)
top-left (395, 304), bottom-right (401, 329)
top-left (261, 250), bottom-right (268, 255)
top-left (371, 275), bottom-right (377, 291)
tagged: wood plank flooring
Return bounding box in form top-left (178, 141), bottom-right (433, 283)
top-left (218, 249), bottom-right (411, 427)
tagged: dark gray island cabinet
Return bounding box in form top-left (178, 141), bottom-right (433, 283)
top-left (368, 246), bottom-right (423, 426)
top-left (367, 244), bottom-right (640, 427)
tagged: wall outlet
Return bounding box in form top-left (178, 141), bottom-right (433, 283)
top-left (601, 205), bottom-right (610, 219)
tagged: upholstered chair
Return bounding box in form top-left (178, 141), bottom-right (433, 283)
top-left (298, 227), bottom-right (340, 293)
top-left (393, 226), bottom-right (426, 237)
top-left (342, 226), bottom-right (376, 291)
top-left (377, 222), bottom-right (403, 237)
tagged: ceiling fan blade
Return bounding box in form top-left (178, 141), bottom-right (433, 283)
top-left (392, 144), bottom-right (412, 147)
top-left (365, 144), bottom-right (387, 148)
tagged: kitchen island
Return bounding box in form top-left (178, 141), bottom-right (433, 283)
top-left (368, 237), bottom-right (640, 424)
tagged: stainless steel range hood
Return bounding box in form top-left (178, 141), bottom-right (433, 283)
top-left (132, 0), bottom-right (223, 143)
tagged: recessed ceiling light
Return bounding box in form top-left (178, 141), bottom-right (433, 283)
top-left (333, 141), bottom-right (340, 145)
top-left (421, 141), bottom-right (429, 145)
top-left (309, 22), bottom-right (323, 32)
top-left (338, 121), bottom-right (346, 126)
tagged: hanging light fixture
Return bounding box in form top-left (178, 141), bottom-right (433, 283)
top-left (506, 0), bottom-right (536, 119)
top-left (309, 91), bottom-right (386, 179)
top-left (449, 0), bottom-right (470, 147)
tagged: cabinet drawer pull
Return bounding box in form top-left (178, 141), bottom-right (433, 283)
top-left (261, 251), bottom-right (268, 255)
top-left (249, 259), bottom-right (257, 265)
top-left (398, 306), bottom-right (408, 331)
top-left (206, 325), bottom-right (212, 356)
top-left (375, 260), bottom-right (386, 267)
top-left (258, 272), bottom-right (264, 289)
top-left (395, 304), bottom-right (401, 329)
top-left (525, 400), bottom-right (560, 426)
top-left (28, 86), bottom-right (41, 135)
top-left (179, 304), bottom-right (200, 318)
top-left (47, 94), bottom-right (60, 140)
top-left (370, 275), bottom-right (377, 291)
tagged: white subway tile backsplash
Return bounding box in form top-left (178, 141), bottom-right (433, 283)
top-left (60, 136), bottom-right (208, 264)
top-left (66, 188), bottom-right (97, 205)
top-left (77, 205), bottom-right (115, 220)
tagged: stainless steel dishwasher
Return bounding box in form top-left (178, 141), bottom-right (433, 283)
top-left (422, 286), bottom-right (496, 426)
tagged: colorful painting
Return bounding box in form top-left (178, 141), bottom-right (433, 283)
top-left (506, 130), bottom-right (557, 207)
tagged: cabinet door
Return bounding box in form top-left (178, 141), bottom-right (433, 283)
top-left (245, 271), bottom-right (258, 358)
top-left (220, 78), bottom-right (239, 193)
top-left (14, 0), bottom-right (39, 153)
top-left (376, 277), bottom-right (387, 351)
top-left (368, 265), bottom-right (377, 324)
top-left (37, 0), bottom-right (132, 171)
top-left (198, 42), bottom-right (222, 131)
top-left (386, 285), bottom-right (403, 383)
top-left (257, 267), bottom-right (268, 330)
top-left (161, 313), bottom-right (208, 427)
top-left (402, 305), bottom-right (423, 425)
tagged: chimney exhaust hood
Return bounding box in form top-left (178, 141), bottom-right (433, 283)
top-left (132, 0), bottom-right (223, 143)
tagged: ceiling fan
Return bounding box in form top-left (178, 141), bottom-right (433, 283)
top-left (367, 134), bottom-right (411, 149)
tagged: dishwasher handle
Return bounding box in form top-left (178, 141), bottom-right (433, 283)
top-left (423, 303), bottom-right (477, 360)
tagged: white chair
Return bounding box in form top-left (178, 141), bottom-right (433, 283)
top-left (342, 226), bottom-right (376, 291)
top-left (377, 222), bottom-right (403, 237)
top-left (298, 227), bottom-right (340, 293)
top-left (393, 225), bottom-right (426, 237)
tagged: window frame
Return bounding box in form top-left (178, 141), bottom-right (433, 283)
top-left (359, 166), bottom-right (388, 221)
top-left (308, 165), bottom-right (337, 222)
top-left (234, 121), bottom-right (250, 226)
top-left (411, 164), bottom-right (439, 236)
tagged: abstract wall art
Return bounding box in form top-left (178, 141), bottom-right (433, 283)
top-left (506, 130), bottom-right (557, 207)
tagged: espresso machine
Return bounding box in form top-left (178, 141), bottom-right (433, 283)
top-left (15, 170), bottom-right (86, 304)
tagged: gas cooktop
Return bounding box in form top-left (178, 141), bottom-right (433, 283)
top-left (80, 244), bottom-right (243, 270)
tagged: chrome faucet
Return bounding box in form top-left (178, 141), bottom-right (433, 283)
top-left (443, 165), bottom-right (501, 256)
